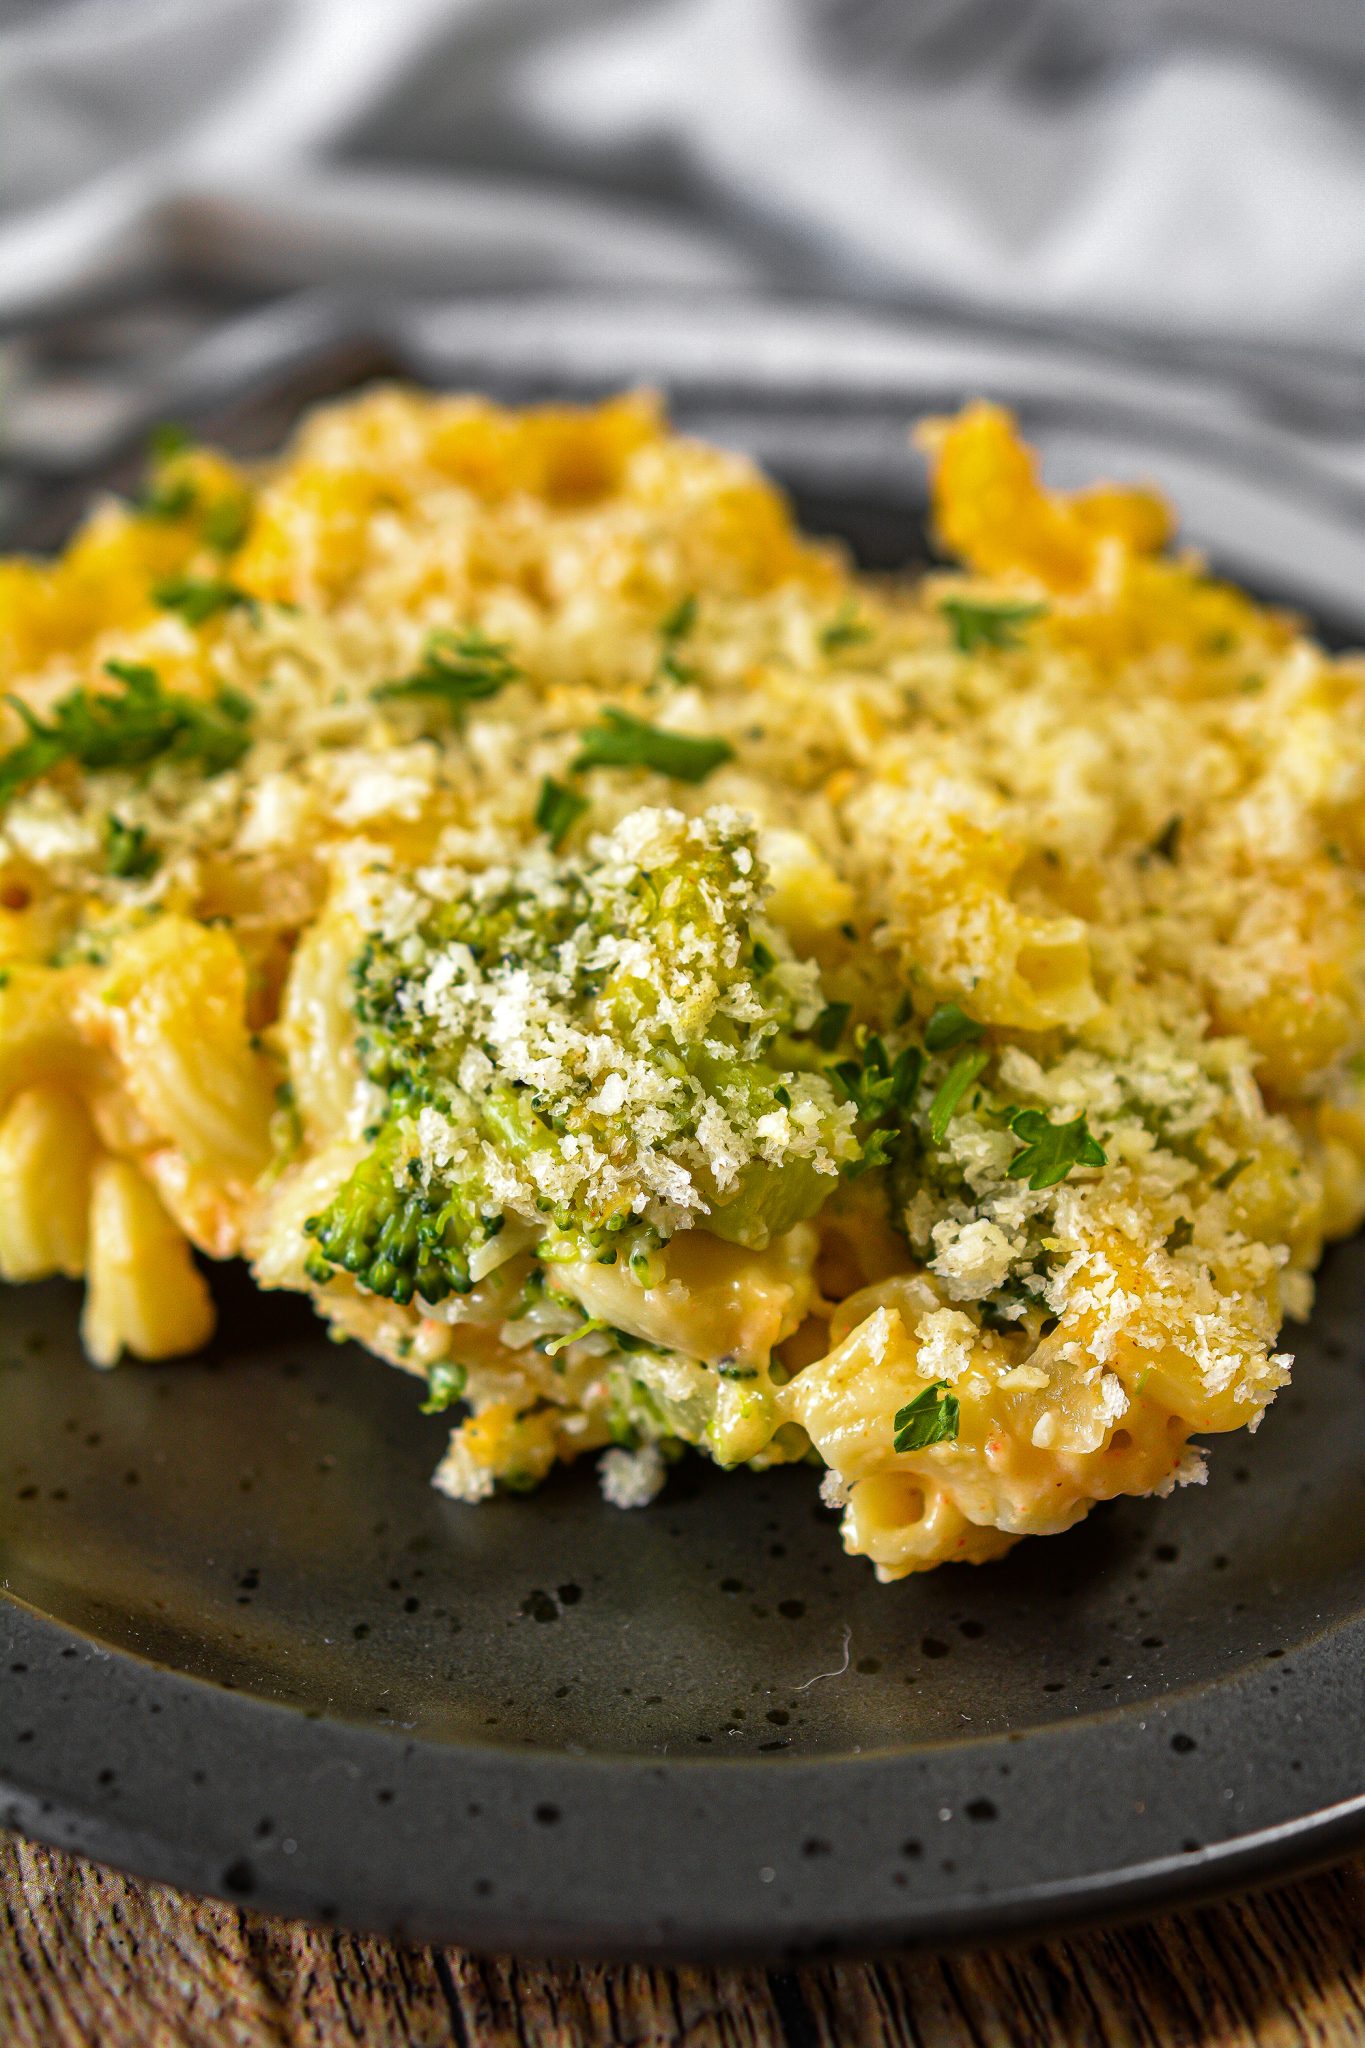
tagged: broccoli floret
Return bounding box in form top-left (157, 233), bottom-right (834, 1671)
top-left (304, 808), bottom-right (863, 1305)
top-left (303, 1120), bottom-right (502, 1306)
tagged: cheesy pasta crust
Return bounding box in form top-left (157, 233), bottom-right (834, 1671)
top-left (1, 389), bottom-right (1362, 1578)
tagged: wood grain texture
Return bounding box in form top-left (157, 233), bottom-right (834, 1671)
top-left (2, 1832), bottom-right (1363, 2048)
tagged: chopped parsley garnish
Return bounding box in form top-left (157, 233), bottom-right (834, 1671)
top-left (844, 1127), bottom-right (895, 1179)
top-left (136, 473), bottom-right (198, 522)
top-left (1165, 1217), bottom-right (1194, 1252)
top-left (923, 1001), bottom-right (983, 1053)
top-left (147, 422), bottom-right (191, 463)
top-left (419, 1361), bottom-right (469, 1413)
top-left (572, 708), bottom-right (733, 784)
top-left (0, 660), bottom-right (253, 807)
top-left (1212, 1155), bottom-right (1250, 1191)
top-left (1007, 1108), bottom-right (1107, 1191)
top-left (201, 495), bottom-right (252, 555)
top-left (660, 593), bottom-right (697, 642)
top-left (927, 1047), bottom-right (989, 1143)
top-left (374, 628), bottom-right (519, 712)
top-left (750, 938), bottom-right (776, 975)
top-left (833, 1034), bottom-right (923, 1123)
top-left (813, 1000), bottom-right (851, 1051)
top-left (717, 1362), bottom-right (758, 1380)
top-left (137, 428), bottom-right (253, 554)
top-left (658, 593), bottom-right (698, 681)
top-left (940, 596), bottom-right (1047, 653)
top-left (1150, 815), bottom-right (1183, 862)
top-left (893, 1379), bottom-right (960, 1452)
top-left (103, 814), bottom-right (159, 879)
top-left (819, 602), bottom-right (872, 655)
top-left (153, 576), bottom-right (255, 626)
top-left (534, 775), bottom-right (588, 851)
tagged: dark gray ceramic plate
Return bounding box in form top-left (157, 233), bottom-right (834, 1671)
top-left (2, 297), bottom-right (1364, 1959)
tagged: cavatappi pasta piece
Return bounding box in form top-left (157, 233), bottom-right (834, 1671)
top-left (557, 1225), bottom-right (817, 1373)
top-left (919, 400), bottom-right (1172, 593)
top-left (81, 1157), bottom-right (216, 1366)
top-left (85, 919), bottom-right (276, 1190)
top-left (277, 909), bottom-right (370, 1145)
top-left (0, 966), bottom-right (96, 1104)
top-left (0, 1086), bottom-right (99, 1281)
top-left (1313, 1081), bottom-right (1365, 1240)
top-left (0, 386), bottom-right (1361, 1578)
top-left (845, 803), bottom-right (1100, 1032)
top-left (781, 1244), bottom-right (1282, 1582)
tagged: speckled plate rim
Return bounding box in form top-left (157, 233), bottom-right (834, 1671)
top-left (3, 1598), bottom-right (1365, 1960)
top-left (2, 293), bottom-right (1365, 1959)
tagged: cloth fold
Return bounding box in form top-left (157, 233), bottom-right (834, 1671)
top-left (2, 0), bottom-right (1364, 375)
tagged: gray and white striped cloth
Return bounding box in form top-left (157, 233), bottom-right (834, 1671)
top-left (2, 0), bottom-right (1364, 490)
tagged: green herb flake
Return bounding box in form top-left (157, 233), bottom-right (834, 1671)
top-left (419, 1361), bottom-right (469, 1414)
top-left (1006, 1107), bottom-right (1107, 1191)
top-left (153, 576), bottom-right (255, 626)
top-left (136, 425), bottom-right (197, 519)
top-left (0, 660), bottom-right (253, 807)
top-left (924, 1001), bottom-right (983, 1053)
top-left (843, 1125), bottom-right (895, 1180)
top-left (534, 775), bottom-right (588, 851)
top-left (201, 495), bottom-right (253, 555)
top-left (1151, 815), bottom-right (1183, 862)
top-left (147, 422), bottom-right (191, 464)
top-left (1165, 1217), bottom-right (1194, 1252)
top-left (659, 593), bottom-right (697, 643)
top-left (813, 1000), bottom-right (851, 1051)
top-left (572, 708), bottom-right (733, 785)
top-left (1212, 1155), bottom-right (1251, 1191)
top-left (750, 938), bottom-right (776, 975)
top-left (940, 596), bottom-right (1048, 654)
top-left (136, 474), bottom-right (198, 523)
top-left (893, 1379), bottom-right (960, 1453)
top-left (819, 603), bottom-right (873, 655)
top-left (717, 1363), bottom-right (758, 1381)
top-left (103, 814), bottom-right (159, 879)
top-left (927, 1047), bottom-right (990, 1144)
top-left (374, 628), bottom-right (520, 713)
top-left (657, 593), bottom-right (698, 681)
top-left (835, 1035), bottom-right (924, 1123)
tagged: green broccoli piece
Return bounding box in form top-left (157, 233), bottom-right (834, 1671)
top-left (303, 1121), bottom-right (502, 1307)
top-left (307, 809), bottom-right (863, 1301)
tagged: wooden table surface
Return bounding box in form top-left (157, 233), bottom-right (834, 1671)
top-left (2, 1833), bottom-right (1363, 2047)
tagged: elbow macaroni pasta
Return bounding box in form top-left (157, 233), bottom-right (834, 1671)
top-left (0, 387), bottom-right (1362, 1576)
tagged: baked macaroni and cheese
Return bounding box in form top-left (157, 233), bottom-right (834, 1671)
top-left (1, 390), bottom-right (1361, 1577)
